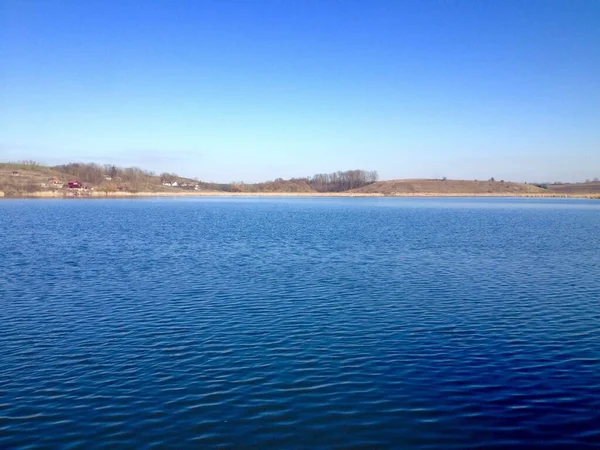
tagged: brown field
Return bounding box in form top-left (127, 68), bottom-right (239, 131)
top-left (350, 179), bottom-right (547, 195)
top-left (547, 182), bottom-right (600, 195)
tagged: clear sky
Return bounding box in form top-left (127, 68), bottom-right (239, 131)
top-left (1, 0), bottom-right (599, 182)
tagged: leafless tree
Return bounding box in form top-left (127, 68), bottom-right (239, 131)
top-left (309, 169), bottom-right (378, 192)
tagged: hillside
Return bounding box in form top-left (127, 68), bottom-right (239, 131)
top-left (0, 162), bottom-right (207, 196)
top-left (0, 163), bottom-right (376, 196)
top-left (0, 163), bottom-right (319, 196)
top-left (547, 182), bottom-right (600, 195)
top-left (0, 164), bottom-right (74, 195)
top-left (350, 179), bottom-right (547, 195)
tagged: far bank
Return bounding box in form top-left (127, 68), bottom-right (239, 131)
top-left (1, 190), bottom-right (599, 200)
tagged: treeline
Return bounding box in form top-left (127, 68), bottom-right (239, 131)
top-left (228, 170), bottom-right (379, 193)
top-left (229, 178), bottom-right (314, 193)
top-left (4, 160), bottom-right (42, 169)
top-left (309, 170), bottom-right (379, 192)
top-left (54, 163), bottom-right (154, 184)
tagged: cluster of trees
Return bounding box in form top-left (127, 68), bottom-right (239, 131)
top-left (229, 178), bottom-right (314, 193)
top-left (53, 163), bottom-right (162, 192)
top-left (54, 163), bottom-right (107, 184)
top-left (159, 172), bottom-right (180, 184)
top-left (308, 170), bottom-right (379, 192)
top-left (227, 170), bottom-right (378, 193)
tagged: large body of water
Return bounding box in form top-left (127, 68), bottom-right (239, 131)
top-left (1, 197), bottom-right (599, 448)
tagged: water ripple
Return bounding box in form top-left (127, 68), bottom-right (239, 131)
top-left (1, 197), bottom-right (599, 448)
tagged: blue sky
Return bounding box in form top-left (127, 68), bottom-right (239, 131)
top-left (1, 0), bottom-right (598, 182)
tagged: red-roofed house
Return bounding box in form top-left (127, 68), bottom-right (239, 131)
top-left (67, 180), bottom-right (83, 189)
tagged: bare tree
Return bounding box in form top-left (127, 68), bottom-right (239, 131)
top-left (309, 169), bottom-right (378, 192)
top-left (104, 165), bottom-right (119, 179)
top-left (160, 172), bottom-right (178, 184)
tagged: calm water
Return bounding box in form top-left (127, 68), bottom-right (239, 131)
top-left (1, 197), bottom-right (599, 448)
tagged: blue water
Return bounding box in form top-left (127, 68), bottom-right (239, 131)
top-left (1, 197), bottom-right (599, 448)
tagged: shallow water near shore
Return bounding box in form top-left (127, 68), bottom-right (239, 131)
top-left (1, 197), bottom-right (599, 448)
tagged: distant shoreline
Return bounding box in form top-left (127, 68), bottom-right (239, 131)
top-left (1, 190), bottom-right (599, 199)
top-left (3, 162), bottom-right (599, 199)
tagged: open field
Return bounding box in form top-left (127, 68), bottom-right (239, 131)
top-left (350, 179), bottom-right (600, 198)
top-left (547, 182), bottom-right (600, 195)
top-left (350, 179), bottom-right (547, 195)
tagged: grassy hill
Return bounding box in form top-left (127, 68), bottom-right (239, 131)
top-left (0, 162), bottom-right (204, 196)
top-left (0, 163), bottom-right (66, 195)
top-left (547, 182), bottom-right (600, 195)
top-left (0, 162), bottom-right (319, 196)
top-left (350, 179), bottom-right (547, 195)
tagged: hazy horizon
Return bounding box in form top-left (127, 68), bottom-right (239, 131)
top-left (1, 0), bottom-right (599, 183)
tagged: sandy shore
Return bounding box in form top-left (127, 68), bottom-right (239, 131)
top-left (1, 190), bottom-right (599, 199)
top-left (0, 190), bottom-right (382, 199)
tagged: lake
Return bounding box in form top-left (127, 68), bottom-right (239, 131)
top-left (1, 197), bottom-right (599, 448)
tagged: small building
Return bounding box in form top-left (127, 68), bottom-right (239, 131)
top-left (11, 171), bottom-right (19, 176)
top-left (67, 180), bottom-right (83, 189)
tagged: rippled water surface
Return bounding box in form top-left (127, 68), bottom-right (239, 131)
top-left (1, 197), bottom-right (600, 448)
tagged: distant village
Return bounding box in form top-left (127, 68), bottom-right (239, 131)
top-left (9, 170), bottom-right (202, 191)
top-left (1, 163), bottom-right (209, 196)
